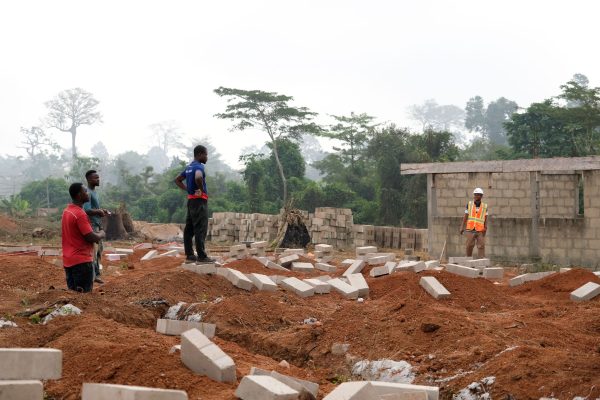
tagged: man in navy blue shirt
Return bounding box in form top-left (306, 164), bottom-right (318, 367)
top-left (175, 145), bottom-right (213, 263)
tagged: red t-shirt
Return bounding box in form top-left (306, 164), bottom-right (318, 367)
top-left (61, 204), bottom-right (94, 268)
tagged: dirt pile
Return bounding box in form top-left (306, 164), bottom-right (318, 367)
top-left (0, 248), bottom-right (599, 399)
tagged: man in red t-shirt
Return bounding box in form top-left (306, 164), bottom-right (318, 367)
top-left (62, 183), bottom-right (105, 292)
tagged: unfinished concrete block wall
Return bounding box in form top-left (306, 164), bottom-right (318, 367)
top-left (402, 157), bottom-right (600, 267)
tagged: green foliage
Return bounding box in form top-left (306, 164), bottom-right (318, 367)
top-left (20, 178), bottom-right (70, 209)
top-left (1, 195), bottom-right (31, 217)
top-left (465, 96), bottom-right (518, 145)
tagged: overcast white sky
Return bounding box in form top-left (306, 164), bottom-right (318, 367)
top-left (1, 0), bottom-right (599, 167)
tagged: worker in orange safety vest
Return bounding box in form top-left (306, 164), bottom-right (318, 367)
top-left (459, 187), bottom-right (488, 258)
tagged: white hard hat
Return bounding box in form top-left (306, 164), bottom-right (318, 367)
top-left (473, 188), bottom-right (484, 195)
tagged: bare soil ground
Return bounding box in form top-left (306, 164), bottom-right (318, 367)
top-left (0, 241), bottom-right (599, 399)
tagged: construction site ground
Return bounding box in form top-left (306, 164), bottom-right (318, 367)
top-left (1, 240), bottom-right (600, 400)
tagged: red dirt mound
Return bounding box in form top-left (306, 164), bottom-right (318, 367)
top-left (511, 268), bottom-right (600, 299)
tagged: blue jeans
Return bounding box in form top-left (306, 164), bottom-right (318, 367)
top-left (64, 262), bottom-right (94, 292)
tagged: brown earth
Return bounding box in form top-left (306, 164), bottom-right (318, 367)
top-left (0, 248), bottom-right (599, 400)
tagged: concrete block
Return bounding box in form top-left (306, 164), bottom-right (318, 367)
top-left (367, 255), bottom-right (389, 265)
top-left (226, 268), bottom-right (254, 291)
top-left (369, 265), bottom-right (390, 277)
top-left (140, 250), bottom-right (158, 261)
top-left (282, 248), bottom-right (305, 256)
top-left (510, 271), bottom-right (556, 287)
top-left (156, 319), bottom-right (216, 338)
top-left (424, 260), bottom-right (439, 270)
top-left (291, 262), bottom-right (315, 272)
top-left (230, 244), bottom-right (247, 252)
top-left (356, 246), bottom-right (377, 255)
top-left (448, 256), bottom-right (472, 264)
top-left (407, 261), bottom-right (426, 273)
top-left (509, 274), bottom-right (527, 287)
top-left (370, 381), bottom-right (439, 400)
top-left (0, 348), bottom-right (62, 380)
top-left (279, 254), bottom-right (300, 267)
top-left (216, 267), bottom-right (230, 279)
top-left (270, 371), bottom-right (319, 399)
top-left (315, 244), bottom-right (333, 252)
top-left (157, 250), bottom-right (179, 258)
top-left (340, 259), bottom-right (356, 266)
top-left (464, 258), bottom-right (491, 268)
top-left (81, 383), bottom-right (188, 400)
top-left (560, 267), bottom-right (572, 273)
top-left (235, 375), bottom-right (299, 400)
top-left (303, 278), bottom-right (331, 294)
top-left (323, 381), bottom-right (374, 399)
top-left (328, 278), bottom-right (359, 299)
top-left (180, 329), bottom-right (236, 383)
top-left (419, 277), bottom-right (451, 299)
top-left (570, 282), bottom-right (600, 301)
top-left (134, 242), bottom-right (153, 249)
top-left (253, 256), bottom-right (269, 266)
top-left (106, 253), bottom-right (125, 261)
top-left (316, 275), bottom-right (332, 282)
top-left (482, 267), bottom-right (504, 280)
top-left (315, 263), bottom-right (337, 273)
top-left (0, 380), bottom-right (43, 400)
top-left (249, 273), bottom-right (278, 292)
top-left (380, 393), bottom-right (427, 400)
top-left (445, 264), bottom-right (479, 278)
top-left (181, 263), bottom-right (216, 275)
top-left (316, 255), bottom-right (334, 263)
top-left (250, 241), bottom-right (268, 249)
top-left (347, 273), bottom-right (369, 297)
top-left (266, 261), bottom-right (289, 271)
top-left (115, 248), bottom-right (134, 255)
top-left (343, 260), bottom-right (366, 277)
top-left (594, 271), bottom-right (600, 277)
top-left (280, 277), bottom-right (315, 297)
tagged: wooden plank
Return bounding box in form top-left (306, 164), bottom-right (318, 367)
top-left (401, 156), bottom-right (600, 175)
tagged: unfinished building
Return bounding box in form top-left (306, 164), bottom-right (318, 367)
top-left (401, 156), bottom-right (600, 267)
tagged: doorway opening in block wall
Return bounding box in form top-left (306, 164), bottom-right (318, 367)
top-left (577, 173), bottom-right (584, 216)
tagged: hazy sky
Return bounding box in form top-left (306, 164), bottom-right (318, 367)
top-left (1, 0), bottom-right (599, 167)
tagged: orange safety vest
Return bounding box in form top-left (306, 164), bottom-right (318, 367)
top-left (466, 201), bottom-right (487, 232)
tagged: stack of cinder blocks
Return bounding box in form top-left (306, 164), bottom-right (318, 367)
top-left (314, 243), bottom-right (334, 262)
top-left (309, 207), bottom-right (353, 249)
top-left (352, 224), bottom-right (375, 247)
top-left (0, 348), bottom-right (62, 399)
top-left (210, 212), bottom-right (279, 243)
top-left (229, 244), bottom-right (247, 260)
top-left (249, 241), bottom-right (267, 257)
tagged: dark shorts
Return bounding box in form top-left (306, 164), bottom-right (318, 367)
top-left (64, 262), bottom-right (94, 293)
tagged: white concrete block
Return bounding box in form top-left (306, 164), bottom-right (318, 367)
top-left (253, 256), bottom-right (269, 266)
top-left (316, 255), bottom-right (334, 263)
top-left (369, 265), bottom-right (390, 277)
top-left (509, 274), bottom-right (527, 287)
top-left (384, 261), bottom-right (398, 273)
top-left (250, 241), bottom-right (268, 249)
top-left (323, 381), bottom-right (374, 399)
top-left (181, 263), bottom-right (216, 275)
top-left (0, 380), bottom-right (43, 400)
top-left (249, 273), bottom-right (278, 292)
top-left (115, 248), bottom-right (134, 255)
top-left (570, 282), bottom-right (600, 302)
top-left (315, 263), bottom-right (337, 273)
top-left (328, 278), bottom-right (359, 299)
top-left (282, 248), bottom-right (305, 256)
top-left (279, 254), bottom-right (300, 267)
top-left (463, 258), bottom-right (491, 268)
top-left (509, 271), bottom-right (556, 287)
top-left (180, 329), bottom-right (236, 383)
top-left (370, 381), bottom-right (439, 400)
top-left (270, 371), bottom-right (319, 399)
top-left (0, 348), bottom-right (62, 380)
top-left (340, 259), bottom-right (356, 267)
top-left (134, 242), bottom-right (153, 250)
top-left (157, 250), bottom-right (179, 258)
top-left (266, 261), bottom-right (289, 271)
top-left (81, 383), bottom-right (188, 400)
top-left (424, 260), bottom-right (439, 270)
top-left (316, 275), bottom-right (332, 282)
top-left (156, 319), bottom-right (216, 338)
top-left (356, 246), bottom-right (377, 255)
top-left (559, 267), bottom-right (572, 273)
top-left (235, 375), bottom-right (299, 400)
top-left (226, 268), bottom-right (254, 291)
top-left (230, 244), bottom-right (247, 252)
top-left (347, 273), bottom-right (369, 297)
top-left (106, 253), bottom-right (124, 261)
top-left (280, 277), bottom-right (315, 297)
top-left (482, 267), bottom-right (504, 280)
top-left (594, 271), bottom-right (600, 277)
top-left (140, 250), bottom-right (158, 261)
top-left (216, 267), bottom-right (230, 279)
top-left (419, 277), bottom-right (451, 299)
top-left (304, 278), bottom-right (331, 294)
top-left (445, 264), bottom-right (479, 278)
top-left (343, 260), bottom-right (366, 277)
top-left (291, 262), bottom-right (315, 272)
top-left (367, 255), bottom-right (389, 265)
top-left (448, 256), bottom-right (472, 264)
top-left (315, 244), bottom-right (333, 252)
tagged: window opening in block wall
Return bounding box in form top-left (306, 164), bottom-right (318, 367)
top-left (577, 173), bottom-right (584, 215)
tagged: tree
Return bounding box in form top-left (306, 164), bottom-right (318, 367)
top-left (45, 88), bottom-right (102, 159)
top-left (19, 126), bottom-right (59, 159)
top-left (0, 195), bottom-right (31, 217)
top-left (214, 87), bottom-right (320, 205)
top-left (465, 96), bottom-right (486, 133)
top-left (408, 99), bottom-right (465, 133)
top-left (324, 112), bottom-right (376, 170)
top-left (91, 141), bottom-right (110, 161)
top-left (465, 96), bottom-right (518, 145)
top-left (149, 120), bottom-right (185, 157)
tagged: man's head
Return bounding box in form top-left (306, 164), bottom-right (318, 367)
top-left (69, 182), bottom-right (89, 204)
top-left (473, 187), bottom-right (484, 201)
top-left (193, 145), bottom-right (208, 163)
top-left (85, 170), bottom-right (100, 187)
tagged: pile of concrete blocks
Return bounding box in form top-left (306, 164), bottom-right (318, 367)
top-left (323, 381), bottom-right (438, 400)
top-left (279, 253), bottom-right (300, 268)
top-left (328, 278), bottom-right (359, 299)
top-left (0, 348), bottom-right (62, 399)
top-left (249, 241), bottom-right (267, 257)
top-left (396, 260), bottom-right (426, 273)
top-left (420, 276), bottom-right (451, 299)
top-left (229, 244), bottom-right (248, 260)
top-left (570, 282), bottom-right (600, 301)
top-left (82, 383), bottom-right (188, 399)
top-left (352, 224), bottom-right (374, 247)
top-left (449, 258), bottom-right (504, 279)
top-left (309, 207), bottom-right (354, 249)
top-left (156, 318), bottom-right (216, 338)
top-left (237, 367), bottom-right (320, 400)
top-left (181, 262), bottom-right (217, 275)
top-left (509, 271), bottom-right (556, 287)
top-left (210, 212), bottom-right (279, 243)
top-left (414, 228), bottom-right (428, 251)
top-left (181, 329), bottom-right (236, 383)
top-left (314, 243), bottom-right (334, 262)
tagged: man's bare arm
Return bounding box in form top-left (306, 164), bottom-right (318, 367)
top-left (84, 230), bottom-right (105, 244)
top-left (174, 175), bottom-right (186, 191)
